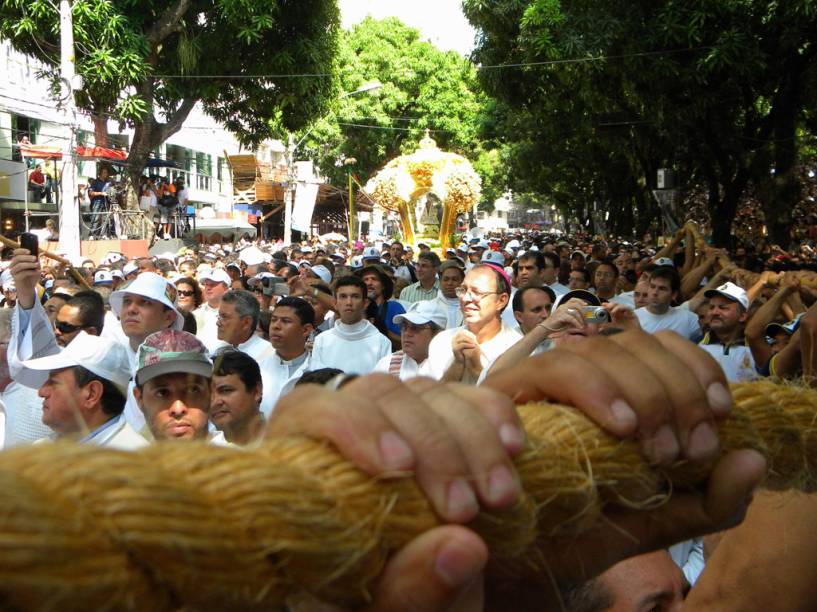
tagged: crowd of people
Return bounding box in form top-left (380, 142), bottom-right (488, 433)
top-left (0, 223), bottom-right (816, 610)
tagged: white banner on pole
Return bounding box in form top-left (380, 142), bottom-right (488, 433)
top-left (291, 181), bottom-right (319, 233)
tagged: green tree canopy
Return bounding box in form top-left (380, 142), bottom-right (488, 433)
top-left (1, 0), bottom-right (340, 185)
top-left (291, 16), bottom-right (492, 202)
top-left (464, 0), bottom-right (817, 246)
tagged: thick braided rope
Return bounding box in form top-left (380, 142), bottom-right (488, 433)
top-left (0, 380), bottom-right (814, 610)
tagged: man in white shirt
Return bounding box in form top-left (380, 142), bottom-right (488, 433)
top-left (20, 331), bottom-right (147, 449)
top-left (374, 300), bottom-right (448, 380)
top-left (635, 267), bottom-right (699, 340)
top-left (194, 268), bottom-right (231, 351)
top-left (542, 251), bottom-right (569, 297)
top-left (311, 276), bottom-right (391, 374)
top-left (425, 263), bottom-right (522, 383)
top-left (258, 296), bottom-right (315, 413)
top-left (698, 282), bottom-right (758, 382)
top-left (216, 289), bottom-right (273, 362)
top-left (435, 260), bottom-right (465, 329)
top-left (210, 348), bottom-right (266, 446)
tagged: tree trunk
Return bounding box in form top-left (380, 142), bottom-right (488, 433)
top-left (92, 114), bottom-right (109, 147)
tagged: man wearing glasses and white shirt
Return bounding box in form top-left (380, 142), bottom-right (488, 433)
top-left (425, 264), bottom-right (522, 384)
top-left (374, 300), bottom-right (448, 380)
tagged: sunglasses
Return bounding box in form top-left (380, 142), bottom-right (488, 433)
top-left (54, 320), bottom-right (83, 334)
top-left (176, 290), bottom-right (195, 297)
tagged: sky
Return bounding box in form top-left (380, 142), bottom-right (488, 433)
top-left (338, 0), bottom-right (477, 56)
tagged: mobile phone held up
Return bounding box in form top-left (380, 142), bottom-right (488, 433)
top-left (19, 232), bottom-right (38, 257)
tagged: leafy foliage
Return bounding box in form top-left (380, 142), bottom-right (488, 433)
top-left (464, 0), bottom-right (817, 245)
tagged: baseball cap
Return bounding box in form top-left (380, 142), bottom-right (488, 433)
top-left (110, 269), bottom-right (124, 280)
top-left (553, 289), bottom-right (602, 310)
top-left (476, 240), bottom-right (489, 250)
top-left (247, 272), bottom-right (274, 287)
top-left (393, 300), bottom-right (448, 330)
top-left (135, 329), bottom-right (212, 386)
top-left (301, 245), bottom-right (313, 253)
top-left (123, 261), bottom-right (138, 277)
top-left (310, 265), bottom-right (332, 285)
top-left (481, 250), bottom-right (506, 266)
top-left (765, 313), bottom-right (804, 338)
top-left (456, 243), bottom-right (468, 252)
top-left (199, 268), bottom-right (231, 286)
top-left (21, 331), bottom-right (131, 394)
top-left (506, 239), bottom-right (521, 249)
top-left (418, 242), bottom-right (430, 248)
top-left (445, 248), bottom-right (457, 255)
top-left (237, 246), bottom-right (265, 266)
top-left (704, 282), bottom-right (749, 310)
top-left (110, 272), bottom-right (184, 331)
top-left (362, 246), bottom-right (380, 260)
top-left (93, 270), bottom-right (113, 285)
top-left (653, 257), bottom-right (675, 267)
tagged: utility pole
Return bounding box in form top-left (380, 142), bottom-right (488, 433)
top-left (59, 0), bottom-right (80, 260)
top-left (283, 134), bottom-right (294, 246)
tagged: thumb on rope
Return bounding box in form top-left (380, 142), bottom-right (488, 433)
top-left (365, 525), bottom-right (487, 612)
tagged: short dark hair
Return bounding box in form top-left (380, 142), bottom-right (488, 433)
top-left (68, 291), bottom-right (105, 333)
top-left (512, 286), bottom-right (556, 313)
top-left (650, 266), bottom-right (681, 293)
top-left (595, 259), bottom-right (620, 278)
top-left (571, 268), bottom-right (592, 284)
top-left (212, 348), bottom-right (262, 392)
top-left (518, 251), bottom-right (545, 270)
top-left (295, 368), bottom-right (345, 386)
top-left (221, 289), bottom-right (260, 330)
top-left (335, 275), bottom-right (367, 299)
top-left (417, 251), bottom-right (441, 268)
top-left (542, 251), bottom-right (561, 270)
top-left (72, 366), bottom-right (126, 417)
top-left (274, 296), bottom-right (316, 327)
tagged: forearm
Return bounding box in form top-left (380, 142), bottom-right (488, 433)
top-left (746, 288), bottom-right (793, 340)
top-left (488, 327), bottom-right (550, 377)
top-left (680, 232), bottom-right (696, 277)
top-left (441, 359), bottom-right (467, 382)
top-left (686, 491), bottom-right (817, 611)
top-left (681, 259), bottom-right (715, 300)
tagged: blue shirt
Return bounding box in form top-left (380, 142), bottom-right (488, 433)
top-left (383, 300), bottom-right (405, 336)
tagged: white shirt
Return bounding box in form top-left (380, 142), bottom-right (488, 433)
top-left (2, 381), bottom-right (51, 447)
top-left (374, 351), bottom-right (432, 381)
top-left (193, 302), bottom-right (221, 352)
top-left (425, 322), bottom-right (523, 383)
top-left (698, 339), bottom-right (758, 383)
top-left (609, 292), bottom-right (635, 308)
top-left (635, 306), bottom-right (700, 340)
top-left (311, 319), bottom-right (391, 375)
top-left (436, 293), bottom-right (464, 329)
top-left (234, 333), bottom-right (275, 363)
top-left (256, 349), bottom-right (312, 415)
top-left (548, 281), bottom-right (569, 297)
top-left (80, 414), bottom-right (149, 450)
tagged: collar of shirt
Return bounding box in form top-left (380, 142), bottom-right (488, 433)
top-left (79, 413), bottom-right (122, 444)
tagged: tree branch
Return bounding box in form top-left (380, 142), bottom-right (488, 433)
top-left (145, 0), bottom-right (192, 48)
top-left (158, 97), bottom-right (197, 143)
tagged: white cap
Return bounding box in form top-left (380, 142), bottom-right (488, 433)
top-left (393, 300), bottom-right (448, 330)
top-left (110, 269), bottom-right (124, 280)
top-left (528, 245), bottom-right (540, 252)
top-left (298, 260), bottom-right (312, 268)
top-left (481, 250), bottom-right (506, 266)
top-left (301, 245), bottom-right (313, 253)
top-left (704, 282), bottom-right (749, 310)
top-left (110, 272), bottom-right (184, 331)
top-left (237, 246), bottom-right (265, 266)
top-left (94, 270), bottom-right (113, 285)
top-left (456, 243), bottom-right (468, 252)
top-left (476, 240), bottom-right (489, 249)
top-left (20, 331), bottom-right (131, 394)
top-left (198, 268), bottom-right (231, 286)
top-left (445, 248), bottom-right (457, 255)
top-left (351, 255), bottom-right (363, 268)
top-left (123, 262), bottom-right (138, 276)
top-left (310, 264), bottom-right (332, 285)
top-left (363, 246), bottom-right (380, 260)
top-left (653, 257), bottom-right (675, 267)
top-left (506, 239), bottom-right (521, 249)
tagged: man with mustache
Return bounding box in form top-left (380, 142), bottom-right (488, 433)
top-left (698, 282), bottom-right (758, 382)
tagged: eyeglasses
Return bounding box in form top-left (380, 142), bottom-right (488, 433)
top-left (177, 290), bottom-right (195, 297)
top-left (455, 286), bottom-right (500, 301)
top-left (252, 287), bottom-right (264, 293)
top-left (54, 320), bottom-right (82, 334)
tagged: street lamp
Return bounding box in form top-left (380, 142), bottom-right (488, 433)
top-left (340, 80), bottom-right (383, 98)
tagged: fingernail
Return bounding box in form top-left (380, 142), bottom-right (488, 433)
top-left (378, 431), bottom-right (414, 470)
top-left (687, 422), bottom-right (719, 461)
top-left (435, 539), bottom-right (482, 587)
top-left (610, 399), bottom-right (637, 431)
top-left (707, 382), bottom-right (733, 416)
top-left (487, 465), bottom-right (519, 505)
top-left (447, 479), bottom-right (479, 521)
top-left (499, 423), bottom-right (525, 451)
top-left (649, 425), bottom-right (680, 464)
